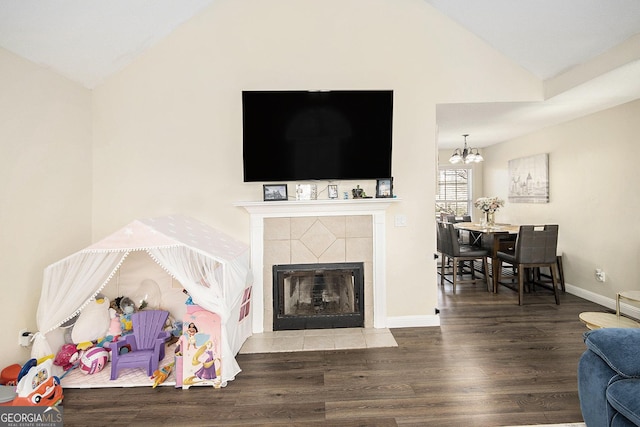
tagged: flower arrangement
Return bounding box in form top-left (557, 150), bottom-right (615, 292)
top-left (474, 196), bottom-right (504, 213)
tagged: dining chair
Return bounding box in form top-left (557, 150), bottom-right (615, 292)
top-left (444, 215), bottom-right (471, 223)
top-left (438, 222), bottom-right (491, 293)
top-left (495, 225), bottom-right (560, 305)
top-left (444, 215), bottom-right (472, 243)
top-left (533, 251), bottom-right (566, 293)
top-left (436, 221), bottom-right (453, 272)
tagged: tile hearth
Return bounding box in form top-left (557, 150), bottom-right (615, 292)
top-left (239, 328), bottom-right (397, 354)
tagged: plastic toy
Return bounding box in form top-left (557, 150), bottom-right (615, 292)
top-left (0, 364), bottom-right (21, 386)
top-left (11, 358), bottom-right (63, 406)
top-left (151, 362), bottom-right (174, 388)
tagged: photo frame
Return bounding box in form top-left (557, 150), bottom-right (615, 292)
top-left (508, 153), bottom-right (549, 203)
top-left (263, 184), bottom-right (288, 201)
top-left (327, 184), bottom-right (338, 199)
top-left (295, 184), bottom-right (317, 200)
top-left (376, 178), bottom-right (393, 198)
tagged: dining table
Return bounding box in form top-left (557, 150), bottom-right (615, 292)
top-left (453, 222), bottom-right (520, 292)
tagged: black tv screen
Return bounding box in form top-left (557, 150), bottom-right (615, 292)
top-left (242, 90), bottom-right (393, 182)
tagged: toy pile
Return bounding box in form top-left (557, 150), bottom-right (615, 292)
top-left (1, 288), bottom-right (183, 402)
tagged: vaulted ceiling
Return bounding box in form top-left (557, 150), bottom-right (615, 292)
top-left (1, 0), bottom-right (639, 148)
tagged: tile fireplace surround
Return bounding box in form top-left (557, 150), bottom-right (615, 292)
top-left (235, 199), bottom-right (398, 333)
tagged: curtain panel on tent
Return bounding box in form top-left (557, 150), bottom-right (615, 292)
top-left (147, 246), bottom-right (242, 383)
top-left (33, 251), bottom-right (128, 360)
top-left (147, 246), bottom-right (227, 320)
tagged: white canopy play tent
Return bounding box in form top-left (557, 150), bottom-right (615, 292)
top-left (31, 215), bottom-right (253, 386)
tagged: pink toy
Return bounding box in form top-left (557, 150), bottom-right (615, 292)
top-left (79, 347), bottom-right (109, 375)
top-left (53, 344), bottom-right (79, 371)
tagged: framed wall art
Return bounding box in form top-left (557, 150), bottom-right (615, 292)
top-left (508, 153), bottom-right (549, 203)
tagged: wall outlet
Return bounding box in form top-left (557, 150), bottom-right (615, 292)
top-left (18, 329), bottom-right (31, 347)
top-left (394, 214), bottom-right (407, 227)
top-left (595, 269), bottom-right (606, 282)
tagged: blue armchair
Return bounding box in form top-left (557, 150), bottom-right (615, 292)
top-left (578, 328), bottom-right (640, 426)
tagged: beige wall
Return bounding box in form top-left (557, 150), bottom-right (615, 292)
top-left (0, 48), bottom-right (92, 368)
top-left (2, 0), bottom-right (543, 367)
top-left (482, 99), bottom-right (640, 303)
top-left (91, 0), bottom-right (539, 329)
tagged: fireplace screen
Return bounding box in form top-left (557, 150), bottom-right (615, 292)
top-left (273, 262), bottom-right (364, 330)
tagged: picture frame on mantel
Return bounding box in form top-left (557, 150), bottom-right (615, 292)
top-left (327, 184), bottom-right (338, 199)
top-left (263, 184), bottom-right (288, 201)
top-left (376, 178), bottom-right (393, 198)
top-left (508, 153), bottom-right (549, 203)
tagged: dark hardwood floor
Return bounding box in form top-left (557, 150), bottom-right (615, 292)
top-left (62, 283), bottom-right (604, 426)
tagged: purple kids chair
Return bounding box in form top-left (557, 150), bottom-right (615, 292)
top-left (110, 310), bottom-right (170, 380)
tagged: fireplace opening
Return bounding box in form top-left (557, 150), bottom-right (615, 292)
top-left (273, 262), bottom-right (364, 330)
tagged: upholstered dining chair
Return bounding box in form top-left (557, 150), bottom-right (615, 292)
top-left (495, 225), bottom-right (560, 305)
top-left (110, 309), bottom-right (170, 380)
top-left (438, 222), bottom-right (491, 293)
top-left (443, 215), bottom-right (472, 243)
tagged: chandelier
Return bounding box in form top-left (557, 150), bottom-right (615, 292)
top-left (449, 134), bottom-right (483, 164)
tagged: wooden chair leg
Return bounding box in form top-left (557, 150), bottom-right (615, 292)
top-left (551, 263), bottom-right (560, 305)
top-left (452, 257), bottom-right (458, 294)
top-left (494, 259), bottom-right (501, 293)
top-left (518, 263), bottom-right (525, 305)
top-left (556, 255), bottom-right (565, 292)
top-left (483, 258), bottom-right (491, 292)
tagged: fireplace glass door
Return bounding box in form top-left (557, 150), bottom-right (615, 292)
top-left (273, 262), bottom-right (364, 330)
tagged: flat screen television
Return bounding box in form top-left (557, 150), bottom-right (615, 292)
top-left (242, 90), bottom-right (393, 182)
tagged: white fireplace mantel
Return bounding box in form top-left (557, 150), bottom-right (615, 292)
top-left (235, 198), bottom-right (400, 332)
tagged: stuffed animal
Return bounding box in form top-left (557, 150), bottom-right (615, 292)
top-left (119, 297), bottom-right (136, 315)
top-left (53, 343), bottom-right (80, 371)
top-left (118, 297), bottom-right (137, 336)
top-left (71, 296), bottom-right (110, 344)
top-left (107, 307), bottom-right (121, 337)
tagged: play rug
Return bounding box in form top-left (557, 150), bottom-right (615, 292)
top-left (61, 342), bottom-right (178, 389)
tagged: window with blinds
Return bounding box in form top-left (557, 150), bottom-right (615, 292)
top-left (436, 168), bottom-right (472, 217)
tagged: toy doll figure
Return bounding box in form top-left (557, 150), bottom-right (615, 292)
top-left (186, 323), bottom-right (198, 350)
top-left (193, 341), bottom-right (217, 380)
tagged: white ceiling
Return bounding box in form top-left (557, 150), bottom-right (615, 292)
top-left (1, 0), bottom-right (639, 149)
top-left (425, 0), bottom-right (640, 149)
top-left (0, 0), bottom-right (215, 88)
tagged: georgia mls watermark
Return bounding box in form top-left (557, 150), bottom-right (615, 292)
top-left (0, 406), bottom-right (63, 427)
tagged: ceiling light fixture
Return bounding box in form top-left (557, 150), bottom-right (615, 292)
top-left (449, 134), bottom-right (483, 164)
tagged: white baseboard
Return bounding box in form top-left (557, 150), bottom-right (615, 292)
top-left (565, 283), bottom-right (640, 320)
top-left (385, 283), bottom-right (640, 329)
top-left (386, 314), bottom-right (440, 328)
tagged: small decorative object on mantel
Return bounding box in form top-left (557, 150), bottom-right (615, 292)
top-left (263, 184), bottom-right (288, 201)
top-left (327, 184), bottom-right (338, 199)
top-left (474, 196), bottom-right (504, 227)
top-left (352, 185), bottom-right (366, 199)
top-left (376, 178), bottom-right (393, 198)
top-left (295, 184), bottom-right (317, 200)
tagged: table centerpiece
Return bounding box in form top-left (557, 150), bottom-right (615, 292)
top-left (474, 196), bottom-right (504, 227)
